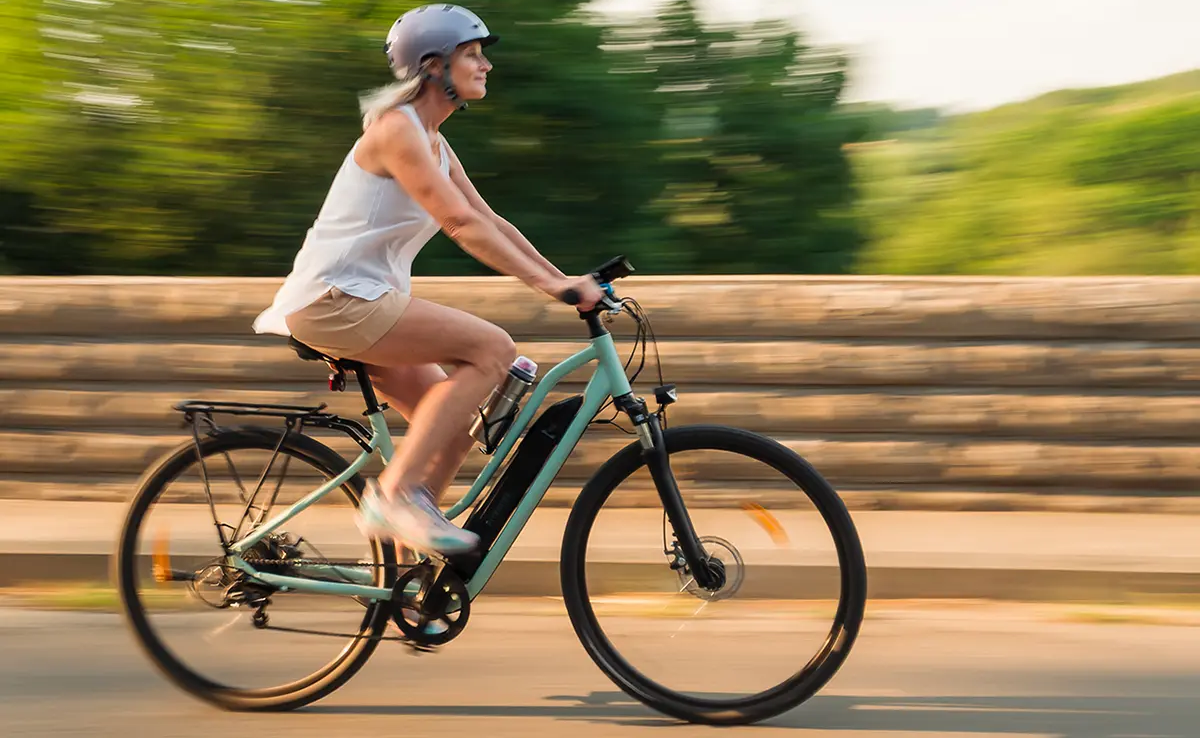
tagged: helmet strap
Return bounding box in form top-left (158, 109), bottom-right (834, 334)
top-left (430, 54), bottom-right (468, 111)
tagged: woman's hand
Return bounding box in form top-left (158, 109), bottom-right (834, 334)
top-left (547, 274), bottom-right (605, 311)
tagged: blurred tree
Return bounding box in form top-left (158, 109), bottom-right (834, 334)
top-left (1, 0), bottom-right (381, 275)
top-left (0, 0), bottom-right (861, 276)
top-left (605, 0), bottom-right (864, 273)
top-left (0, 0), bottom-right (89, 274)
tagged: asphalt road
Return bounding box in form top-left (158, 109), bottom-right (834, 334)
top-left (2, 599), bottom-right (1198, 737)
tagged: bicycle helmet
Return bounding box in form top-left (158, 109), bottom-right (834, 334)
top-left (384, 4), bottom-right (498, 108)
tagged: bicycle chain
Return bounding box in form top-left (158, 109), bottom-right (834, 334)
top-left (241, 555), bottom-right (412, 571)
top-left (235, 555), bottom-right (438, 651)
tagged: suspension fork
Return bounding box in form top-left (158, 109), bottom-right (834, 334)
top-left (614, 394), bottom-right (723, 590)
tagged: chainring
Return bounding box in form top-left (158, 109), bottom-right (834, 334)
top-left (390, 563), bottom-right (470, 648)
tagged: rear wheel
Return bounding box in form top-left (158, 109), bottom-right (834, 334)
top-left (115, 428), bottom-right (397, 711)
top-left (560, 425), bottom-right (867, 726)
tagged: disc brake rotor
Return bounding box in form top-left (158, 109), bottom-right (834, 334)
top-left (677, 536), bottom-right (745, 602)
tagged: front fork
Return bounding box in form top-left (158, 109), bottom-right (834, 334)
top-left (614, 394), bottom-right (725, 591)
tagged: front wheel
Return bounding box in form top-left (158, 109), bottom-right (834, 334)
top-left (560, 425), bottom-right (867, 726)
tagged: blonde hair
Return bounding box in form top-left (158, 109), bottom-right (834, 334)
top-left (359, 60), bottom-right (441, 131)
top-left (358, 77), bottom-right (422, 131)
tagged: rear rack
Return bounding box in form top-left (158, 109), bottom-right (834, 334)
top-left (175, 400), bottom-right (374, 452)
top-left (175, 400), bottom-right (331, 420)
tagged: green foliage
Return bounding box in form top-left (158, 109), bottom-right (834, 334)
top-left (853, 71), bottom-right (1200, 275)
top-left (0, 0), bottom-right (863, 277)
top-left (7, 0), bottom-right (1192, 279)
top-left (608, 0), bottom-right (862, 274)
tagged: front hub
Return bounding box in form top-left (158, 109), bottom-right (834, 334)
top-left (674, 536), bottom-right (745, 602)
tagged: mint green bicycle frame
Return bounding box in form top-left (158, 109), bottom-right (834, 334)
top-left (225, 330), bottom-right (633, 602)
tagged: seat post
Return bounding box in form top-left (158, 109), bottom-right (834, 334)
top-left (287, 337), bottom-right (386, 416)
top-left (352, 366), bottom-right (385, 415)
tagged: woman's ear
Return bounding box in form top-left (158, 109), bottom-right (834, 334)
top-left (421, 57), bottom-right (445, 78)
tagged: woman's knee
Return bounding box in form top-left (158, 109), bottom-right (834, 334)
top-left (469, 328), bottom-right (517, 382)
top-left (346, 298), bottom-right (515, 380)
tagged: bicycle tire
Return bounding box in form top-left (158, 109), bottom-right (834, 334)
top-left (114, 427), bottom-right (396, 712)
top-left (559, 424), bottom-right (867, 726)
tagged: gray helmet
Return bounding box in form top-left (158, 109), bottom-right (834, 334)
top-left (384, 4), bottom-right (498, 81)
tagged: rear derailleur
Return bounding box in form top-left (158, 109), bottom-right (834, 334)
top-left (226, 583), bottom-right (274, 629)
top-left (213, 531), bottom-right (304, 628)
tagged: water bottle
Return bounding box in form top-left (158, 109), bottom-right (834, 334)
top-left (469, 356), bottom-right (538, 449)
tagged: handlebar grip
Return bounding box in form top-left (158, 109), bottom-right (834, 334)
top-left (560, 288), bottom-right (581, 306)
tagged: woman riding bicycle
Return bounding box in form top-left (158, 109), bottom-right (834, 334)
top-left (253, 4), bottom-right (604, 555)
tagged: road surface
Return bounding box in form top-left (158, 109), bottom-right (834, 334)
top-left (2, 598), bottom-right (1198, 737)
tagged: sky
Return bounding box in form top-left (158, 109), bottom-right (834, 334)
top-left (587, 0), bottom-right (1200, 112)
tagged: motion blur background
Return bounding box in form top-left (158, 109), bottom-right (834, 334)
top-left (5, 4), bottom-right (1200, 734)
top-left (3, 0), bottom-right (1197, 279)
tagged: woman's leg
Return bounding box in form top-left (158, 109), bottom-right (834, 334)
top-left (366, 363), bottom-right (476, 500)
top-left (351, 297), bottom-right (515, 503)
top-left (362, 363), bottom-right (474, 566)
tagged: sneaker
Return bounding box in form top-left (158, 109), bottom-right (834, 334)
top-left (357, 479), bottom-right (480, 556)
top-left (356, 480), bottom-right (397, 540)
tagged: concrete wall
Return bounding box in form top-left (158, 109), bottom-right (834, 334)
top-left (3, 275), bottom-right (1200, 511)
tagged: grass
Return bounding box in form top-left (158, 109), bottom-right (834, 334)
top-left (0, 581), bottom-right (192, 612)
top-left (1054, 602), bottom-right (1200, 627)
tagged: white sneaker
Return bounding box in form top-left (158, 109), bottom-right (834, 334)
top-left (357, 479), bottom-right (480, 556)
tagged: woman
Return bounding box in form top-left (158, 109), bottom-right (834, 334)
top-left (253, 4), bottom-right (604, 555)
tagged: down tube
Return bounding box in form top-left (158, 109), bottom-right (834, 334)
top-left (465, 370), bottom-right (613, 599)
top-left (445, 344), bottom-right (598, 521)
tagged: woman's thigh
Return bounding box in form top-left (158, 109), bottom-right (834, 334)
top-left (350, 297), bottom-right (515, 374)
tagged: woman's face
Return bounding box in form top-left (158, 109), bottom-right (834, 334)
top-left (448, 41), bottom-right (492, 100)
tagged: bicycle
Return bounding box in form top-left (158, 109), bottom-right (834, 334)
top-left (114, 256), bottom-right (867, 726)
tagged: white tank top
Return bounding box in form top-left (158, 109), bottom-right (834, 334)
top-left (253, 104), bottom-right (451, 337)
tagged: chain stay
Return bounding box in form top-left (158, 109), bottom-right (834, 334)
top-left (242, 555), bottom-right (416, 571)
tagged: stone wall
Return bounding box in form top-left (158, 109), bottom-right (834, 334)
top-left (3, 275), bottom-right (1200, 511)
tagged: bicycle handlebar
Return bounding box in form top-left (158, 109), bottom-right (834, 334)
top-left (559, 255), bottom-right (634, 308)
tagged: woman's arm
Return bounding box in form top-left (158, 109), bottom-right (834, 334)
top-left (365, 111), bottom-right (579, 301)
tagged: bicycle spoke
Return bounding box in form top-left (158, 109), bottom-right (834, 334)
top-left (204, 612), bottom-right (245, 643)
top-left (668, 600), bottom-right (709, 640)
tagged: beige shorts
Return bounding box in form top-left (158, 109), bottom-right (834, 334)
top-left (285, 287), bottom-right (411, 360)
